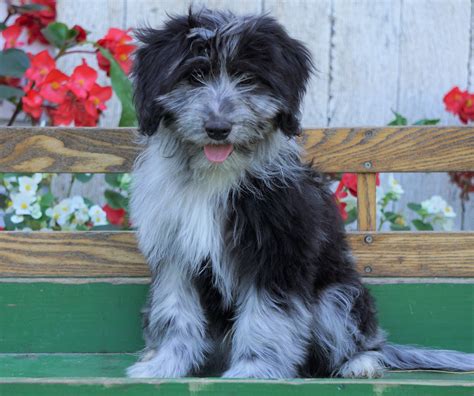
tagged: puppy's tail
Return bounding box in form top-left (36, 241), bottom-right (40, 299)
top-left (381, 343), bottom-right (474, 371)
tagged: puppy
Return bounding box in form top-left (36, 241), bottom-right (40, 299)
top-left (127, 8), bottom-right (474, 378)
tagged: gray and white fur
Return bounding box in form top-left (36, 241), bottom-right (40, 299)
top-left (127, 8), bottom-right (474, 378)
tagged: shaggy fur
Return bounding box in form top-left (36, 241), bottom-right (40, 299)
top-left (127, 8), bottom-right (474, 378)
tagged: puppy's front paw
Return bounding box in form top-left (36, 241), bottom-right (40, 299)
top-left (126, 353), bottom-right (189, 378)
top-left (127, 361), bottom-right (157, 378)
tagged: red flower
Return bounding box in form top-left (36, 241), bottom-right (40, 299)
top-left (459, 95), bottom-right (474, 124)
top-left (444, 87), bottom-right (474, 124)
top-left (340, 173), bottom-right (380, 197)
top-left (103, 204), bottom-right (126, 225)
top-left (96, 28), bottom-right (135, 75)
top-left (67, 60), bottom-right (97, 99)
top-left (38, 69), bottom-right (68, 103)
top-left (2, 25), bottom-right (24, 49)
top-left (48, 92), bottom-right (100, 127)
top-left (14, 0), bottom-right (57, 45)
top-left (22, 89), bottom-right (43, 119)
top-left (334, 182), bottom-right (348, 221)
top-left (72, 25), bottom-right (87, 42)
top-left (24, 50), bottom-right (56, 87)
top-left (88, 83), bottom-right (112, 111)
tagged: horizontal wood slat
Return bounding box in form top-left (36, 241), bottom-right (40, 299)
top-left (0, 231), bottom-right (472, 277)
top-left (0, 127), bottom-right (138, 173)
top-left (1, 126), bottom-right (473, 173)
top-left (305, 126), bottom-right (474, 172)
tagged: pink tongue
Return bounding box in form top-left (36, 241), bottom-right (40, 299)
top-left (204, 144), bottom-right (233, 163)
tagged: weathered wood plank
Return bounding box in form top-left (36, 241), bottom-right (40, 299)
top-left (0, 127), bottom-right (138, 173)
top-left (0, 231), bottom-right (146, 277)
top-left (264, 0), bottom-right (331, 127)
top-left (357, 174), bottom-right (377, 231)
top-left (1, 126), bottom-right (473, 173)
top-left (304, 127), bottom-right (474, 172)
top-left (0, 231), bottom-right (472, 277)
top-left (397, 0), bottom-right (471, 125)
top-left (0, 282), bottom-right (471, 353)
top-left (328, 0), bottom-right (401, 126)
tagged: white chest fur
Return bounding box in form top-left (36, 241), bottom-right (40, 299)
top-left (131, 143), bottom-right (236, 302)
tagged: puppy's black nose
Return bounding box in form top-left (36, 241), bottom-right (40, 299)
top-left (205, 120), bottom-right (232, 141)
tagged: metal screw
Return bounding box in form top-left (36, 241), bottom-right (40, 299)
top-left (365, 130), bottom-right (373, 138)
top-left (364, 235), bottom-right (373, 244)
top-left (364, 266), bottom-right (372, 273)
top-left (363, 161), bottom-right (372, 169)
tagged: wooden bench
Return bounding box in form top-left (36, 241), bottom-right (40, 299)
top-left (0, 126), bottom-right (473, 395)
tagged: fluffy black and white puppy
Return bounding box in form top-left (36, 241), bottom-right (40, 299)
top-left (127, 8), bottom-right (474, 378)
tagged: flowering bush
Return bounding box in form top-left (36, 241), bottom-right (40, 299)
top-left (0, 0), bottom-right (136, 127)
top-left (0, 172), bottom-right (130, 231)
top-left (334, 109), bottom-right (463, 231)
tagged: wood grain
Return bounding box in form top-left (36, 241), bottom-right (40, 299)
top-left (0, 231), bottom-right (472, 277)
top-left (1, 126), bottom-right (473, 173)
top-left (304, 126), bottom-right (474, 172)
top-left (357, 173), bottom-right (377, 231)
top-left (0, 127), bottom-right (139, 173)
top-left (0, 232), bottom-right (147, 277)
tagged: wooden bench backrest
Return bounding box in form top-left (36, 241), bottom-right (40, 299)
top-left (0, 126), bottom-right (472, 278)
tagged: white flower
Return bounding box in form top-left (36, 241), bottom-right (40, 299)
top-left (388, 174), bottom-right (404, 196)
top-left (71, 196), bottom-right (86, 211)
top-left (11, 192), bottom-right (36, 215)
top-left (421, 195), bottom-right (456, 219)
top-left (56, 198), bottom-right (75, 216)
top-left (47, 198), bottom-right (76, 226)
top-left (18, 176), bottom-right (40, 195)
top-left (31, 203), bottom-right (42, 220)
top-left (11, 214), bottom-right (24, 224)
top-left (442, 204), bottom-right (456, 218)
top-left (442, 219), bottom-right (454, 231)
top-left (32, 173), bottom-right (43, 184)
top-left (89, 205), bottom-right (107, 226)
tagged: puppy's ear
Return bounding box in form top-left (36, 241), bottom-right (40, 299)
top-left (133, 17), bottom-right (191, 136)
top-left (273, 32), bottom-right (313, 137)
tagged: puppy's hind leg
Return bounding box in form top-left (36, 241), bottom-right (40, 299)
top-left (223, 287), bottom-right (312, 379)
top-left (127, 264), bottom-right (210, 378)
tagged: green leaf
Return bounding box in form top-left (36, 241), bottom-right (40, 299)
top-left (383, 211), bottom-right (399, 222)
top-left (388, 111), bottom-right (408, 126)
top-left (40, 192), bottom-right (54, 208)
top-left (0, 84), bottom-right (24, 99)
top-left (98, 47), bottom-right (137, 127)
top-left (0, 49), bottom-right (30, 78)
top-left (0, 194), bottom-right (8, 208)
top-left (344, 207), bottom-right (357, 225)
top-left (3, 213), bottom-right (15, 230)
top-left (105, 174), bottom-right (121, 188)
top-left (75, 173), bottom-right (93, 183)
top-left (390, 223), bottom-right (411, 231)
top-left (104, 190), bottom-right (127, 209)
top-left (412, 219), bottom-right (434, 231)
top-left (413, 118), bottom-right (440, 125)
top-left (407, 202), bottom-right (422, 212)
top-left (41, 22), bottom-right (70, 48)
top-left (0, 22), bottom-right (7, 31)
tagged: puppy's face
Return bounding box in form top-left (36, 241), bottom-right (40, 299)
top-left (133, 9), bottom-right (312, 167)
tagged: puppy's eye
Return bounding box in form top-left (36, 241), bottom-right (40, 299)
top-left (237, 75), bottom-right (257, 88)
